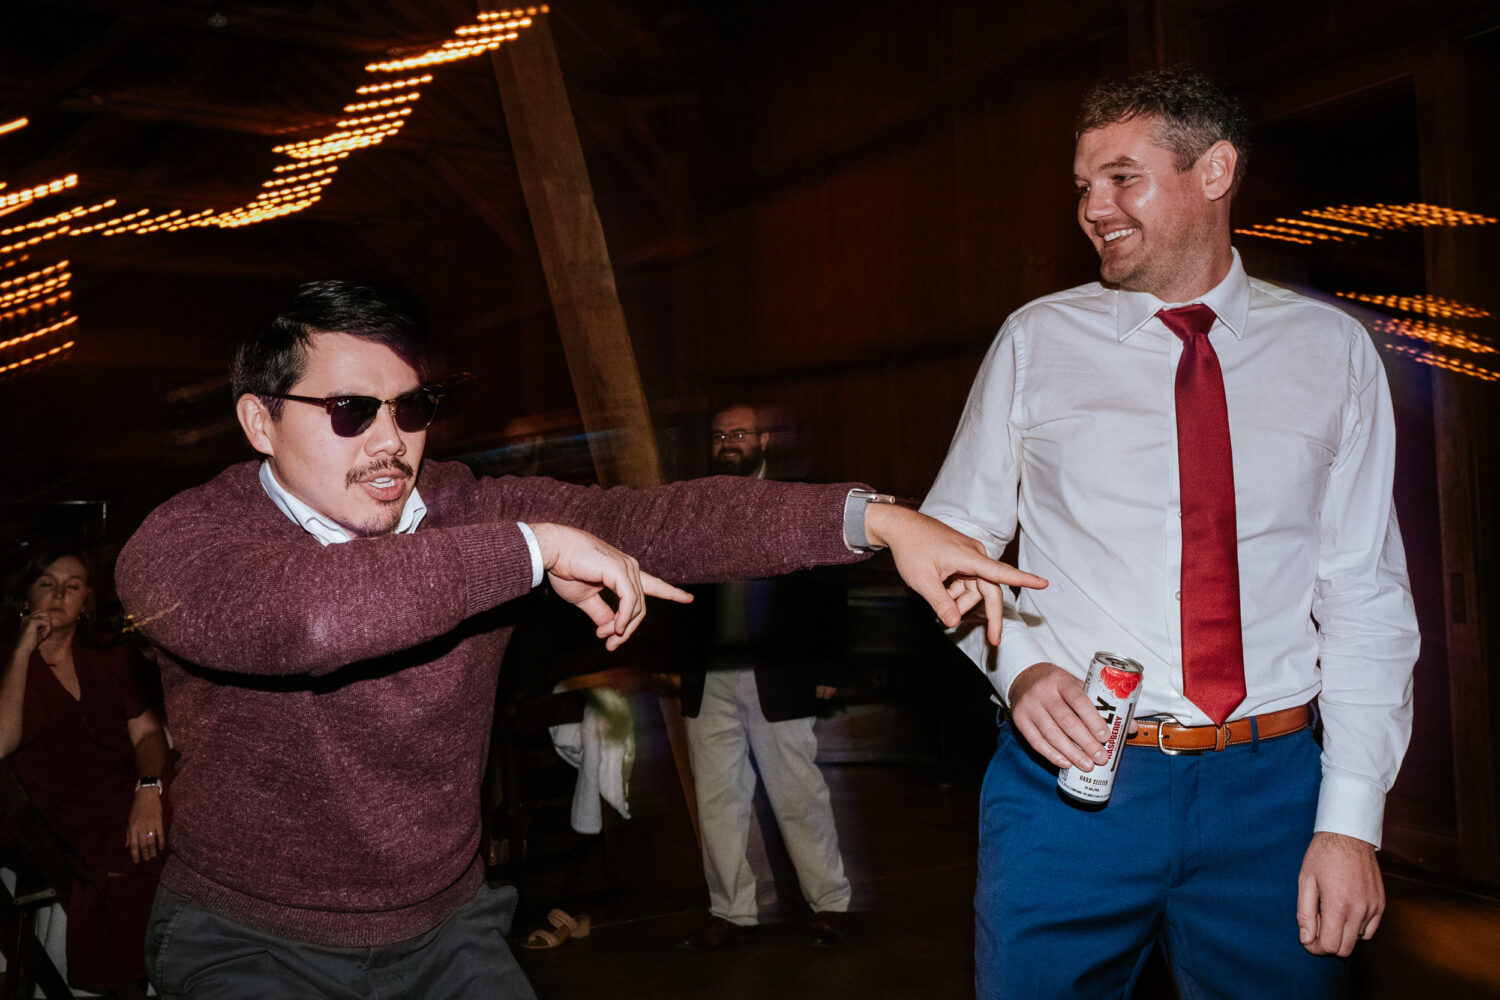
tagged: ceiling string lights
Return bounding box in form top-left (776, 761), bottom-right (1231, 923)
top-left (1236, 201), bottom-right (1496, 245)
top-left (1331, 287), bottom-right (1497, 383)
top-left (0, 8), bottom-right (547, 377)
top-left (1237, 201), bottom-right (1496, 384)
top-left (0, 118), bottom-right (77, 379)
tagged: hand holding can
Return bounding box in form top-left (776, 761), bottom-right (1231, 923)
top-left (1057, 652), bottom-right (1143, 806)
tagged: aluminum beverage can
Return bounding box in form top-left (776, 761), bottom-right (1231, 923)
top-left (1056, 652), bottom-right (1144, 806)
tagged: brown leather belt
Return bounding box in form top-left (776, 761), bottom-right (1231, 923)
top-left (1126, 705), bottom-right (1312, 754)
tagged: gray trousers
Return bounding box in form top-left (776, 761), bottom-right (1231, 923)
top-left (145, 883), bottom-right (538, 1000)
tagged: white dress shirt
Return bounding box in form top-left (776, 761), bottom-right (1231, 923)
top-left (921, 251), bottom-right (1419, 847)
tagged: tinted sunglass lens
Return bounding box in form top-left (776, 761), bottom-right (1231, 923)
top-left (394, 391), bottom-right (439, 432)
top-left (328, 396), bottom-right (381, 437)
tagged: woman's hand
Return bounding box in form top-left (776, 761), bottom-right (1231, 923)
top-left (13, 611), bottom-right (52, 659)
top-left (126, 787), bottom-right (165, 863)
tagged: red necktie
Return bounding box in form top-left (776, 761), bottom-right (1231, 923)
top-left (1158, 303), bottom-right (1245, 726)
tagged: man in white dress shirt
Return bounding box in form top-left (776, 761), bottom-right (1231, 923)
top-left (921, 68), bottom-right (1419, 998)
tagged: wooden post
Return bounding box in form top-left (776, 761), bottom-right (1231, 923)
top-left (489, 13), bottom-right (661, 491)
top-left (490, 12), bottom-right (700, 839)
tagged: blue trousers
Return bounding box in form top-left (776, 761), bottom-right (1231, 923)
top-left (976, 723), bottom-right (1349, 999)
top-left (146, 883), bottom-right (537, 999)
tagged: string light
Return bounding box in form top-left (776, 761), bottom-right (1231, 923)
top-left (0, 259), bottom-right (67, 293)
top-left (0, 9), bottom-right (544, 248)
top-left (1336, 291), bottom-right (1492, 320)
top-left (1385, 343), bottom-right (1500, 382)
top-left (354, 74), bottom-right (432, 95)
top-left (455, 18), bottom-right (531, 36)
top-left (364, 27), bottom-right (523, 73)
top-left (159, 209), bottom-right (219, 232)
top-left (101, 209), bottom-right (181, 236)
top-left (335, 107), bottom-right (411, 129)
top-left (0, 175), bottom-right (77, 211)
top-left (0, 340), bottom-right (74, 376)
top-left (0, 291), bottom-right (70, 323)
top-left (273, 121), bottom-right (405, 159)
top-left (1233, 227), bottom-right (1313, 245)
top-left (1241, 201), bottom-right (1498, 244)
top-left (68, 208), bottom-right (150, 235)
top-left (0, 226), bottom-right (67, 255)
top-left (0, 272), bottom-right (68, 310)
top-left (263, 167), bottom-right (338, 188)
top-left (1272, 217), bottom-right (1373, 239)
top-left (476, 7), bottom-right (548, 20)
top-left (0, 200), bottom-right (115, 237)
top-left (0, 314), bottom-right (75, 352)
top-left (273, 152), bottom-right (349, 172)
top-left (1370, 317), bottom-right (1495, 354)
top-left (1240, 223), bottom-right (1333, 243)
top-left (343, 92), bottom-right (421, 113)
top-left (1304, 202), bottom-right (1496, 231)
top-left (133, 209), bottom-right (215, 234)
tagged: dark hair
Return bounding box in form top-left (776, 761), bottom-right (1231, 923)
top-left (1075, 67), bottom-right (1250, 189)
top-left (3, 547), bottom-right (96, 648)
top-left (230, 280), bottom-right (430, 418)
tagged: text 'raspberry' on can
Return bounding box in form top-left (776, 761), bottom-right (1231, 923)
top-left (1057, 651), bottom-right (1144, 807)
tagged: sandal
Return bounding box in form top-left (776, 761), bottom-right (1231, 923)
top-left (521, 908), bottom-right (591, 949)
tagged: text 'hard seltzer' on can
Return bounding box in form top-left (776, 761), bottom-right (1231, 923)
top-left (1057, 652), bottom-right (1145, 806)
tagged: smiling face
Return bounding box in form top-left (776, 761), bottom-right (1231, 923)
top-left (237, 332), bottom-right (425, 536)
top-left (1074, 115), bottom-right (1234, 303)
top-left (710, 405), bottom-right (767, 477)
top-left (26, 556), bottom-right (89, 633)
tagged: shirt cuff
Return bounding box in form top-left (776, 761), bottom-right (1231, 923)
top-left (1314, 772), bottom-right (1388, 849)
top-left (516, 522), bottom-right (544, 588)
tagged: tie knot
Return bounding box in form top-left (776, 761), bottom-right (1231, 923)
top-left (1157, 303), bottom-right (1217, 340)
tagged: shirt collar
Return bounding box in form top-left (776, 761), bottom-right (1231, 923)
top-left (1114, 247), bottom-right (1251, 342)
top-left (258, 460), bottom-right (427, 546)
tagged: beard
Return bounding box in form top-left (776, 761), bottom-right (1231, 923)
top-left (711, 446), bottom-right (763, 477)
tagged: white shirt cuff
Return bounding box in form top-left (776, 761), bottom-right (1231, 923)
top-left (516, 522), bottom-right (544, 589)
top-left (1314, 772), bottom-right (1388, 849)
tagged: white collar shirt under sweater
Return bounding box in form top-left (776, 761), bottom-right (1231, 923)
top-left (921, 250), bottom-right (1418, 847)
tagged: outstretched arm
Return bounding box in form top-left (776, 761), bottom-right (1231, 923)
top-left (865, 504), bottom-right (1046, 646)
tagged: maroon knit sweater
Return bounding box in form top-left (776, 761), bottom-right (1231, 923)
top-left (115, 460), bottom-right (864, 947)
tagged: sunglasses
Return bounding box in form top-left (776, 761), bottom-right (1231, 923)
top-left (260, 387), bottom-right (445, 437)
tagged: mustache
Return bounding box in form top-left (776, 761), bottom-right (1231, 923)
top-left (346, 457), bottom-right (415, 488)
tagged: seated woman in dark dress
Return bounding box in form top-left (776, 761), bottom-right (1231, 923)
top-left (1, 548), bottom-right (173, 995)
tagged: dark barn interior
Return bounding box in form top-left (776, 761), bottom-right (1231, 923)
top-left (1, 0), bottom-right (1499, 997)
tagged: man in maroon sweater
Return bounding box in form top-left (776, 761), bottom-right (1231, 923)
top-left (117, 281), bottom-right (1042, 999)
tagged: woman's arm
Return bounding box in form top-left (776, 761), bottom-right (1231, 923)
top-left (125, 709), bottom-right (169, 863)
top-left (0, 613), bottom-right (50, 758)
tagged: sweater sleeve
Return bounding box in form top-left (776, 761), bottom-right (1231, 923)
top-left (115, 466), bottom-right (537, 676)
top-left (465, 471), bottom-right (869, 585)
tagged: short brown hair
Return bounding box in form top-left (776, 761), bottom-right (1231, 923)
top-left (1076, 67), bottom-right (1250, 189)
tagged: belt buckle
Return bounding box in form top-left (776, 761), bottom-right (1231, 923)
top-left (1147, 715), bottom-right (1204, 756)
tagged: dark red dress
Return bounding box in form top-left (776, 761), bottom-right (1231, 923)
top-left (7, 642), bottom-right (170, 992)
